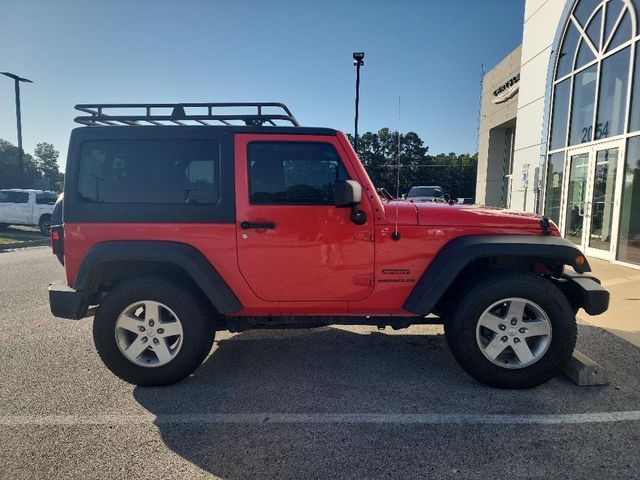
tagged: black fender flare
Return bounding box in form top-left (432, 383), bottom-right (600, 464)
top-left (403, 235), bottom-right (590, 315)
top-left (74, 240), bottom-right (242, 314)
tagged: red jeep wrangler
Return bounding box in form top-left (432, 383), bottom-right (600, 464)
top-left (49, 103), bottom-right (609, 389)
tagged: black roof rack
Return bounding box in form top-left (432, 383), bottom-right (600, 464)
top-left (74, 102), bottom-right (300, 127)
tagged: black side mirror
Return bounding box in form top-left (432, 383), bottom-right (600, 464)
top-left (335, 180), bottom-right (367, 225)
top-left (335, 180), bottom-right (362, 207)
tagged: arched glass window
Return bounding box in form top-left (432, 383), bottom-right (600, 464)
top-left (548, 0), bottom-right (638, 151)
top-left (544, 0), bottom-right (640, 227)
top-left (544, 0), bottom-right (640, 266)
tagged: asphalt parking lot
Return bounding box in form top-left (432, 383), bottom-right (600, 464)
top-left (1, 247), bottom-right (639, 479)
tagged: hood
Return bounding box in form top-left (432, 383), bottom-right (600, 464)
top-left (385, 201), bottom-right (548, 230)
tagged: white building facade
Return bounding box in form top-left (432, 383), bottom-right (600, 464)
top-left (480, 0), bottom-right (640, 268)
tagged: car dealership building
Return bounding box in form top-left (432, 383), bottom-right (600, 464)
top-left (477, 0), bottom-right (640, 268)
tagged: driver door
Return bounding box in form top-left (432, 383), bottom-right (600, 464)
top-left (234, 134), bottom-right (375, 303)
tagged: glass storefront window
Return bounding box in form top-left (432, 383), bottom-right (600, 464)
top-left (585, 8), bottom-right (602, 50)
top-left (545, 0), bottom-right (640, 263)
top-left (557, 24), bottom-right (580, 78)
top-left (630, 48), bottom-right (640, 133)
top-left (569, 65), bottom-right (597, 145)
top-left (550, 80), bottom-right (570, 150)
top-left (596, 47), bottom-right (630, 139)
top-left (575, 38), bottom-right (596, 69)
top-left (574, 0), bottom-right (602, 26)
top-left (589, 147), bottom-right (618, 250)
top-left (552, 0), bottom-right (638, 144)
top-left (564, 152), bottom-right (590, 245)
top-left (544, 152), bottom-right (565, 225)
top-left (606, 11), bottom-right (632, 52)
top-left (633, 0), bottom-right (640, 24)
top-left (605, 0), bottom-right (625, 41)
top-left (617, 136), bottom-right (640, 265)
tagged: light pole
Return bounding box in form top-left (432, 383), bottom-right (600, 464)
top-left (352, 52), bottom-right (364, 155)
top-left (1, 72), bottom-right (33, 187)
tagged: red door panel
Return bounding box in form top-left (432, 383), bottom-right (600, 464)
top-left (235, 134), bottom-right (375, 303)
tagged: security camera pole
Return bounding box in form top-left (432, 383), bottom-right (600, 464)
top-left (1, 72), bottom-right (33, 187)
top-left (352, 52), bottom-right (365, 155)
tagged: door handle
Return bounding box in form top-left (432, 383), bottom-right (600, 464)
top-left (240, 221), bottom-right (276, 229)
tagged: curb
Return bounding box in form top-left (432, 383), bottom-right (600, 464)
top-left (0, 239), bottom-right (49, 251)
top-left (563, 350), bottom-right (609, 386)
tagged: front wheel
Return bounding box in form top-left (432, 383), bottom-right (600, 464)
top-left (93, 278), bottom-right (216, 386)
top-left (444, 272), bottom-right (576, 389)
top-left (39, 215), bottom-right (51, 235)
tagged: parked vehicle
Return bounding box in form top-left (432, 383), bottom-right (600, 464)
top-left (48, 102), bottom-right (609, 388)
top-left (0, 188), bottom-right (57, 234)
top-left (406, 185), bottom-right (444, 202)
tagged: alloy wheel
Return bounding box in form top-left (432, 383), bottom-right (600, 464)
top-left (114, 300), bottom-right (183, 367)
top-left (475, 297), bottom-right (552, 369)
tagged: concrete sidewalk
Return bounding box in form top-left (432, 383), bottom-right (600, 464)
top-left (580, 258), bottom-right (640, 348)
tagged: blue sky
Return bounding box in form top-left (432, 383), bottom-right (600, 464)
top-left (0, 0), bottom-right (524, 169)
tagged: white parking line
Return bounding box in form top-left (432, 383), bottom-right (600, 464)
top-left (1, 411), bottom-right (639, 426)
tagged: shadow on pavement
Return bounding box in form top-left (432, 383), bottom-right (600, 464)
top-left (132, 325), bottom-right (640, 479)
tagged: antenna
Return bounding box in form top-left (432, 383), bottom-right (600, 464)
top-left (392, 96), bottom-right (401, 241)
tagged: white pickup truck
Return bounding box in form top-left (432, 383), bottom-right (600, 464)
top-left (0, 189), bottom-right (58, 235)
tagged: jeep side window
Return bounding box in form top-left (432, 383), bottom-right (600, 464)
top-left (77, 139), bottom-right (220, 204)
top-left (247, 142), bottom-right (349, 205)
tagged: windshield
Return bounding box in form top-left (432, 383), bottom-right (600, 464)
top-left (407, 187), bottom-right (443, 198)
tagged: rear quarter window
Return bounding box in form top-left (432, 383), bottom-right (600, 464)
top-left (77, 139), bottom-right (220, 204)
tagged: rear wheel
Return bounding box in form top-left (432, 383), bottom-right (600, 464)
top-left (93, 278), bottom-right (216, 386)
top-left (444, 272), bottom-right (576, 389)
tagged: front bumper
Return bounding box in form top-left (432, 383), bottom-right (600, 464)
top-left (49, 281), bottom-right (90, 320)
top-left (555, 271), bottom-right (609, 316)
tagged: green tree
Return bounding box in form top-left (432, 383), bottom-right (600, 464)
top-left (347, 129), bottom-right (477, 200)
top-left (0, 139), bottom-right (64, 191)
top-left (34, 142), bottom-right (63, 191)
top-left (0, 139), bottom-right (39, 189)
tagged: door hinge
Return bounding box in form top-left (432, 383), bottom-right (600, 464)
top-left (354, 230), bottom-right (374, 242)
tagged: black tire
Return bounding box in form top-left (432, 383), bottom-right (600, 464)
top-left (444, 272), bottom-right (576, 389)
top-left (39, 215), bottom-right (52, 236)
top-left (93, 277), bottom-right (216, 386)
